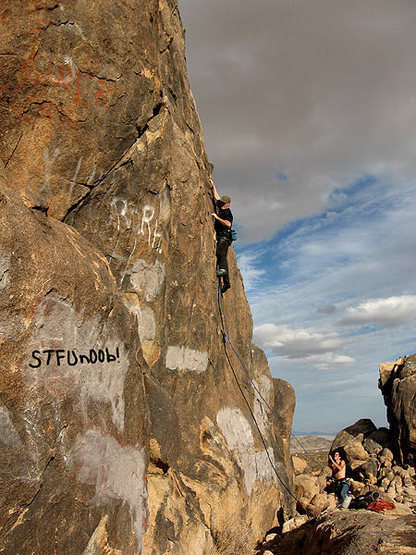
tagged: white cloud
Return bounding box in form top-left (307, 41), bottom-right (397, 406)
top-left (179, 0), bottom-right (416, 432)
top-left (342, 295), bottom-right (416, 327)
top-left (254, 323), bottom-right (348, 360)
top-left (304, 353), bottom-right (355, 371)
top-left (236, 251), bottom-right (265, 291)
top-left (180, 0), bottom-right (416, 243)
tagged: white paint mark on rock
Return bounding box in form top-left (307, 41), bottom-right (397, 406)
top-left (0, 405), bottom-right (21, 447)
top-left (63, 54), bottom-right (79, 81)
top-left (240, 447), bottom-right (276, 494)
top-left (166, 346), bottom-right (209, 373)
top-left (130, 259), bottom-right (165, 302)
top-left (68, 155), bottom-right (83, 200)
top-left (71, 430), bottom-right (146, 552)
top-left (253, 375), bottom-right (273, 436)
top-left (24, 293), bottom-right (128, 432)
top-left (216, 407), bottom-right (254, 450)
top-left (109, 198), bottom-right (164, 263)
top-left (136, 307), bottom-right (156, 341)
top-left (81, 348), bottom-right (128, 433)
top-left (123, 298), bottom-right (156, 342)
top-left (140, 205), bottom-right (155, 245)
top-left (41, 147), bottom-right (60, 194)
top-left (216, 407), bottom-right (277, 494)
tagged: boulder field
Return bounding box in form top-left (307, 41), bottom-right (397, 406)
top-left (258, 356), bottom-right (416, 555)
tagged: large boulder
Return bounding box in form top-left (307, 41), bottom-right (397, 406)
top-left (0, 183), bottom-right (150, 553)
top-left (308, 493), bottom-right (335, 517)
top-left (292, 456), bottom-right (308, 476)
top-left (294, 474), bottom-right (320, 504)
top-left (379, 355), bottom-right (416, 466)
top-left (331, 419), bottom-right (375, 471)
top-left (0, 1), bottom-right (296, 552)
top-left (333, 419), bottom-right (377, 444)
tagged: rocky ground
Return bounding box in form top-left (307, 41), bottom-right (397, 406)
top-left (257, 505), bottom-right (416, 554)
top-left (257, 407), bottom-right (416, 554)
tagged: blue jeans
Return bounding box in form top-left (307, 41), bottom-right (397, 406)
top-left (335, 480), bottom-right (350, 503)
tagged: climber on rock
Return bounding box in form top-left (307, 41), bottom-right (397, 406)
top-left (210, 178), bottom-right (233, 294)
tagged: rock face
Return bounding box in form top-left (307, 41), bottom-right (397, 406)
top-left (379, 355), bottom-right (416, 466)
top-left (0, 183), bottom-right (150, 553)
top-left (0, 1), bottom-right (295, 553)
top-left (260, 506), bottom-right (416, 555)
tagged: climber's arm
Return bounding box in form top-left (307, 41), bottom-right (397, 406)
top-left (212, 213), bottom-right (232, 228)
top-left (210, 178), bottom-right (221, 201)
top-left (329, 455), bottom-right (345, 473)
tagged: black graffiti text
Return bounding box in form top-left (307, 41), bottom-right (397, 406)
top-left (29, 347), bottom-right (121, 368)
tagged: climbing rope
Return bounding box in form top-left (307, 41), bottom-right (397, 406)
top-left (217, 282), bottom-right (327, 475)
top-left (217, 284), bottom-right (298, 502)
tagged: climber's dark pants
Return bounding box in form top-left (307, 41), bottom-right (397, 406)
top-left (216, 236), bottom-right (231, 287)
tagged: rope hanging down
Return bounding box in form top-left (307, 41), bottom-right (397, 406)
top-left (217, 284), bottom-right (298, 502)
top-left (217, 283), bottom-right (327, 474)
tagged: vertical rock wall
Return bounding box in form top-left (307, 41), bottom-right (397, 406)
top-left (0, 180), bottom-right (150, 553)
top-left (379, 355), bottom-right (416, 466)
top-left (0, 1), bottom-right (295, 552)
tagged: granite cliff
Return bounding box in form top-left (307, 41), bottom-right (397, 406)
top-left (0, 1), bottom-right (295, 553)
top-left (379, 355), bottom-right (416, 467)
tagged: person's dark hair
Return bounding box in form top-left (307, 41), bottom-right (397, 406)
top-left (328, 446), bottom-right (352, 478)
top-left (329, 446), bottom-right (347, 463)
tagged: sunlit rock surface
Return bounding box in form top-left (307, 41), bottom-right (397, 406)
top-left (0, 1), bottom-right (295, 552)
top-left (379, 355), bottom-right (416, 466)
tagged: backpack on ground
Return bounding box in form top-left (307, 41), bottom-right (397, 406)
top-left (349, 490), bottom-right (380, 510)
top-left (349, 495), bottom-right (370, 509)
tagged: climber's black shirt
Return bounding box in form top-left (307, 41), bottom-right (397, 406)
top-left (215, 200), bottom-right (233, 237)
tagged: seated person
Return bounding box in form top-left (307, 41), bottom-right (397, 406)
top-left (326, 449), bottom-right (350, 505)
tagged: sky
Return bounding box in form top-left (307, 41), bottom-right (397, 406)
top-left (178, 0), bottom-right (416, 434)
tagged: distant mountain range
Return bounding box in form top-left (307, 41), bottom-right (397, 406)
top-left (293, 431), bottom-right (336, 436)
top-left (290, 435), bottom-right (334, 454)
